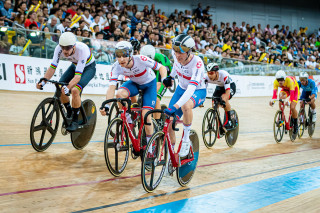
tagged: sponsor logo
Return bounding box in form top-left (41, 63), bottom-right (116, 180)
top-left (14, 64), bottom-right (26, 84)
top-left (140, 56), bottom-right (147, 61)
top-left (196, 61), bottom-right (202, 68)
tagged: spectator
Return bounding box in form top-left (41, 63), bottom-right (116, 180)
top-left (9, 35), bottom-right (29, 56)
top-left (239, 21), bottom-right (246, 32)
top-left (47, 17), bottom-right (57, 33)
top-left (66, 3), bottom-right (77, 17)
top-left (17, 2), bottom-right (27, 15)
top-left (24, 11), bottom-right (38, 29)
top-left (0, 0), bottom-right (15, 24)
top-left (13, 13), bottom-right (25, 26)
top-left (90, 15), bottom-right (102, 31)
top-left (130, 12), bottom-right (142, 36)
top-left (48, 8), bottom-right (61, 25)
top-left (0, 32), bottom-right (10, 54)
top-left (82, 8), bottom-right (92, 26)
top-left (56, 18), bottom-right (71, 33)
top-left (27, 24), bottom-right (42, 57)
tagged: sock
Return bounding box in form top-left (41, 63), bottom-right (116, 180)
top-left (182, 123), bottom-right (191, 141)
top-left (146, 135), bottom-right (152, 153)
top-left (72, 107), bottom-right (80, 122)
top-left (310, 108), bottom-right (315, 113)
top-left (126, 112), bottom-right (132, 123)
top-left (64, 102), bottom-right (72, 116)
top-left (293, 118), bottom-right (298, 126)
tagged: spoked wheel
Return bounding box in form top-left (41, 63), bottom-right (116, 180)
top-left (307, 107), bottom-right (315, 137)
top-left (71, 99), bottom-right (97, 150)
top-left (108, 102), bottom-right (120, 138)
top-left (30, 98), bottom-right (60, 152)
top-left (141, 131), bottom-right (168, 193)
top-left (177, 130), bottom-right (199, 187)
top-left (104, 117), bottom-right (130, 177)
top-left (225, 110), bottom-right (239, 147)
top-left (298, 109), bottom-right (306, 139)
top-left (202, 108), bottom-right (218, 148)
top-left (273, 110), bottom-right (285, 143)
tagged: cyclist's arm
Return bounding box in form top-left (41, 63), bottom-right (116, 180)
top-left (44, 45), bottom-right (61, 80)
top-left (272, 80), bottom-right (278, 99)
top-left (107, 63), bottom-right (120, 100)
top-left (288, 78), bottom-right (296, 103)
top-left (106, 85), bottom-right (116, 100)
top-left (310, 80), bottom-right (318, 96)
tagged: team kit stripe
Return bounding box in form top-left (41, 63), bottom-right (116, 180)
top-left (110, 78), bottom-right (118, 81)
top-left (75, 71), bottom-right (82, 76)
top-left (191, 97), bottom-right (196, 106)
top-left (119, 87), bottom-right (131, 96)
top-left (189, 81), bottom-right (199, 86)
top-left (142, 106), bottom-right (154, 110)
top-left (50, 63), bottom-right (57, 69)
top-left (152, 62), bottom-right (158, 70)
top-left (75, 84), bottom-right (82, 92)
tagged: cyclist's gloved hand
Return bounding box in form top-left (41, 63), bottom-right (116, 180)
top-left (164, 107), bottom-right (177, 116)
top-left (306, 97), bottom-right (311, 103)
top-left (103, 104), bottom-right (110, 113)
top-left (62, 86), bottom-right (70, 95)
top-left (269, 99), bottom-right (275, 106)
top-left (162, 76), bottom-right (173, 87)
top-left (36, 80), bottom-right (46, 90)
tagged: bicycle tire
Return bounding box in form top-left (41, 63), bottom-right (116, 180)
top-left (30, 97), bottom-right (60, 152)
top-left (202, 108), bottom-right (218, 148)
top-left (298, 108), bottom-right (305, 139)
top-left (273, 110), bottom-right (285, 143)
top-left (169, 76), bottom-right (178, 93)
top-left (225, 109), bottom-right (239, 147)
top-left (307, 107), bottom-right (315, 137)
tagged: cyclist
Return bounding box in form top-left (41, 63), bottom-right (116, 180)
top-left (162, 34), bottom-right (207, 157)
top-left (298, 72), bottom-right (318, 121)
top-left (269, 70), bottom-right (299, 135)
top-left (204, 63), bottom-right (236, 129)
top-left (36, 32), bottom-right (96, 132)
top-left (100, 41), bottom-right (167, 150)
top-left (140, 44), bottom-right (172, 125)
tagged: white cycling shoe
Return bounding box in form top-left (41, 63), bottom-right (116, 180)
top-left (312, 112), bottom-right (317, 122)
top-left (179, 139), bottom-right (191, 157)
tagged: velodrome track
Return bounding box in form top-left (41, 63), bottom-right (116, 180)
top-left (0, 90), bottom-right (319, 212)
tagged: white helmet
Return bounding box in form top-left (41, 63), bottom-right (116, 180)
top-left (140, 45), bottom-right (156, 59)
top-left (207, 63), bottom-right (219, 72)
top-left (275, 70), bottom-right (286, 80)
top-left (115, 41), bottom-right (133, 57)
top-left (299, 72), bottom-right (309, 80)
top-left (59, 32), bottom-right (76, 47)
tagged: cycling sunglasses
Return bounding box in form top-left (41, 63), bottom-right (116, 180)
top-left (60, 45), bottom-right (74, 51)
top-left (172, 44), bottom-right (190, 53)
top-left (276, 78), bottom-right (285, 82)
top-left (207, 71), bottom-right (217, 75)
top-left (115, 49), bottom-right (131, 58)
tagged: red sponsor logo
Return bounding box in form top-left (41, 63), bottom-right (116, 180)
top-left (14, 64), bottom-right (26, 84)
top-left (196, 61), bottom-right (202, 68)
top-left (140, 56), bottom-right (147, 61)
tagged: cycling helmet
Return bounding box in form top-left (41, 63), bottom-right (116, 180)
top-left (172, 34), bottom-right (195, 53)
top-left (130, 39), bottom-right (141, 52)
top-left (299, 72), bottom-right (309, 81)
top-left (140, 45), bottom-right (156, 59)
top-left (59, 32), bottom-right (76, 47)
top-left (115, 41), bottom-right (133, 58)
top-left (207, 63), bottom-right (219, 72)
top-left (275, 70), bottom-right (286, 81)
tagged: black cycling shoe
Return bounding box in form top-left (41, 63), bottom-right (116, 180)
top-left (224, 120), bottom-right (234, 130)
top-left (66, 121), bottom-right (79, 132)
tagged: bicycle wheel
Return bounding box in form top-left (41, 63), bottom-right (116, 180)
top-left (289, 117), bottom-right (297, 142)
top-left (225, 110), bottom-right (239, 147)
top-left (176, 130), bottom-right (199, 187)
top-left (71, 99), bottom-right (97, 150)
top-left (104, 117), bottom-right (130, 177)
top-left (298, 109), bottom-right (306, 139)
top-left (30, 98), bottom-right (60, 152)
top-left (273, 110), bottom-right (285, 143)
top-left (141, 131), bottom-right (168, 193)
top-left (202, 108), bottom-right (218, 148)
top-left (307, 107), bottom-right (315, 137)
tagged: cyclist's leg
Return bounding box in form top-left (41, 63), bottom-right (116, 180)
top-left (279, 90), bottom-right (288, 108)
top-left (300, 90), bottom-right (307, 108)
top-left (167, 86), bottom-right (184, 146)
top-left (222, 83), bottom-right (236, 129)
top-left (59, 64), bottom-right (76, 117)
top-left (118, 80), bottom-right (139, 123)
top-left (155, 82), bottom-right (167, 120)
top-left (289, 87), bottom-right (299, 134)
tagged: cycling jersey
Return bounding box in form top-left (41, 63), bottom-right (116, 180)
top-left (272, 76), bottom-right (299, 103)
top-left (51, 42), bottom-right (95, 76)
top-left (109, 55), bottom-right (162, 86)
top-left (169, 52), bottom-right (206, 108)
top-left (204, 70), bottom-right (233, 90)
top-left (154, 53), bottom-right (172, 77)
top-left (298, 79), bottom-right (318, 96)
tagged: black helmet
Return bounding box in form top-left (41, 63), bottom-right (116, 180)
top-left (172, 34), bottom-right (195, 53)
top-left (130, 39), bottom-right (141, 52)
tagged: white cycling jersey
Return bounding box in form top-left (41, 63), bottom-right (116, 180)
top-left (204, 70), bottom-right (233, 90)
top-left (109, 55), bottom-right (162, 86)
top-left (170, 52), bottom-right (206, 107)
top-left (170, 52), bottom-right (206, 90)
top-left (51, 42), bottom-right (95, 75)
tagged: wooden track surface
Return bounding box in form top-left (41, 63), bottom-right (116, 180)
top-left (0, 90), bottom-right (319, 212)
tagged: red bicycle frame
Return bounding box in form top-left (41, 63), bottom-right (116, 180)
top-left (279, 100), bottom-right (292, 131)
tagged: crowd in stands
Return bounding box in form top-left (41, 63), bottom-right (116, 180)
top-left (1, 0), bottom-right (320, 69)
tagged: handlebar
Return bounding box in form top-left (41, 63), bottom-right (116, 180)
top-left (212, 96), bottom-right (226, 108)
top-left (39, 78), bottom-right (70, 96)
top-left (144, 109), bottom-right (179, 131)
top-left (100, 98), bottom-right (132, 111)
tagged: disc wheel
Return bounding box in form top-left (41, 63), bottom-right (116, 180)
top-left (202, 108), bottom-right (218, 148)
top-left (176, 130), bottom-right (199, 187)
top-left (141, 131), bottom-right (168, 193)
top-left (225, 110), bottom-right (239, 147)
top-left (307, 107), bottom-right (315, 137)
top-left (104, 117), bottom-right (130, 177)
top-left (71, 99), bottom-right (97, 150)
top-left (273, 110), bottom-right (285, 143)
top-left (30, 98), bottom-right (60, 152)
